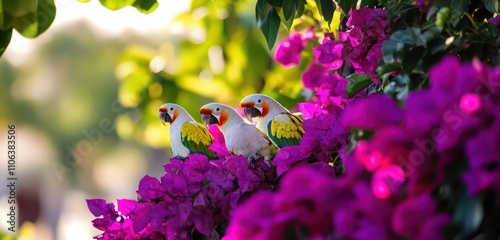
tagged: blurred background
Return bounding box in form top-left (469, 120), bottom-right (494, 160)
top-left (0, 0), bottom-right (307, 239)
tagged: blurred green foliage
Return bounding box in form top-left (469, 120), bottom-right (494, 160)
top-left (0, 25), bottom-right (158, 184)
top-left (0, 0), bottom-right (161, 56)
top-left (115, 0), bottom-right (316, 149)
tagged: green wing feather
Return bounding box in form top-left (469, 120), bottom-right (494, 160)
top-left (181, 121), bottom-right (217, 159)
top-left (267, 112), bottom-right (305, 148)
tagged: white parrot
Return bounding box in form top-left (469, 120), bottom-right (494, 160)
top-left (159, 103), bottom-right (217, 159)
top-left (199, 103), bottom-right (278, 163)
top-left (240, 94), bottom-right (304, 148)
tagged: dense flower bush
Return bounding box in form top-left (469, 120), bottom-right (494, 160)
top-left (88, 0), bottom-right (500, 239)
top-left (88, 153), bottom-right (275, 239)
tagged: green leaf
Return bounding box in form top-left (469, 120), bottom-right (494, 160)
top-left (259, 7), bottom-right (280, 50)
top-left (381, 27), bottom-right (423, 62)
top-left (267, 0), bottom-right (284, 7)
top-left (360, 0), bottom-right (379, 8)
top-left (99, 0), bottom-right (136, 10)
top-left (0, 0), bottom-right (3, 28)
top-left (256, 0), bottom-right (268, 23)
top-left (452, 193), bottom-right (483, 238)
top-left (132, 0), bottom-right (158, 14)
top-left (13, 0), bottom-right (56, 38)
top-left (2, 0), bottom-right (37, 17)
top-left (315, 0), bottom-right (335, 24)
top-left (283, 0), bottom-right (298, 21)
top-left (337, 0), bottom-right (356, 13)
top-left (483, 0), bottom-right (499, 13)
top-left (0, 27), bottom-right (12, 57)
top-left (376, 62), bottom-right (401, 75)
top-left (256, 0), bottom-right (267, 16)
top-left (449, 0), bottom-right (469, 26)
top-left (346, 74), bottom-right (372, 97)
top-left (296, 0), bottom-right (305, 17)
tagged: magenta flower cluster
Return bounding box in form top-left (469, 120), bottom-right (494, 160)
top-left (86, 2), bottom-right (500, 239)
top-left (224, 56), bottom-right (500, 239)
top-left (313, 7), bottom-right (390, 80)
top-left (344, 56), bottom-right (500, 199)
top-left (87, 153), bottom-right (275, 239)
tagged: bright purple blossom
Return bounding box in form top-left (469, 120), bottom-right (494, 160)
top-left (275, 29), bottom-right (314, 68)
top-left (88, 153), bottom-right (275, 239)
top-left (343, 56), bottom-right (500, 198)
top-left (313, 7), bottom-right (390, 80)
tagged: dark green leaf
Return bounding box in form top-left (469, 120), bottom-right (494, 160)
top-left (267, 0), bottom-right (284, 7)
top-left (315, 0), bottom-right (335, 24)
top-left (483, 0), bottom-right (499, 13)
top-left (449, 0), bottom-right (469, 26)
top-left (256, 0), bottom-right (267, 16)
top-left (99, 0), bottom-right (135, 10)
top-left (360, 0), bottom-right (379, 8)
top-left (0, 28), bottom-right (12, 57)
top-left (13, 0), bottom-right (56, 38)
top-left (382, 27), bottom-right (423, 62)
top-left (453, 193), bottom-right (483, 238)
top-left (283, 0), bottom-right (298, 21)
top-left (132, 0), bottom-right (158, 14)
top-left (384, 74), bottom-right (410, 100)
top-left (0, 0), bottom-right (3, 28)
top-left (337, 0), bottom-right (356, 14)
top-left (433, 0), bottom-right (452, 7)
top-left (259, 7), bottom-right (281, 50)
top-left (283, 12), bottom-right (294, 30)
top-left (346, 74), bottom-right (372, 97)
top-left (402, 46), bottom-right (424, 73)
top-left (296, 1), bottom-right (305, 17)
top-left (376, 62), bottom-right (401, 75)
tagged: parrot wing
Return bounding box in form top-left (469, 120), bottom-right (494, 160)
top-left (181, 121), bottom-right (217, 159)
top-left (267, 112), bottom-right (305, 148)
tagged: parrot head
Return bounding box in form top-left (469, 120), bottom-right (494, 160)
top-left (240, 94), bottom-right (272, 122)
top-left (199, 103), bottom-right (230, 127)
top-left (158, 103), bottom-right (181, 126)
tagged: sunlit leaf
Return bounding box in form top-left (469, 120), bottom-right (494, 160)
top-left (259, 7), bottom-right (280, 50)
top-left (12, 0), bottom-right (56, 38)
top-left (132, 0), bottom-right (158, 14)
top-left (0, 28), bottom-right (12, 57)
top-left (99, 0), bottom-right (136, 10)
top-left (2, 0), bottom-right (37, 17)
top-left (346, 74), bottom-right (371, 97)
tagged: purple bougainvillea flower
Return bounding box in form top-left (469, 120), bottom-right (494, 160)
top-left (392, 193), bottom-right (441, 238)
top-left (313, 39), bottom-right (344, 71)
top-left (273, 146), bottom-right (310, 176)
top-left (316, 7), bottom-right (390, 80)
top-left (275, 29), bottom-right (314, 68)
top-left (301, 113), bottom-right (349, 162)
top-left (342, 94), bottom-right (404, 130)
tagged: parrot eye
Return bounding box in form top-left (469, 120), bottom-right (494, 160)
top-left (216, 108), bottom-right (220, 111)
top-left (170, 107), bottom-right (173, 111)
top-left (257, 99), bottom-right (262, 103)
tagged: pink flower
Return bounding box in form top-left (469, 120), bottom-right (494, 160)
top-left (275, 29), bottom-right (314, 68)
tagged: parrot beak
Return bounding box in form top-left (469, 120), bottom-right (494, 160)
top-left (201, 114), bottom-right (219, 126)
top-left (243, 107), bottom-right (262, 122)
top-left (159, 112), bottom-right (172, 126)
